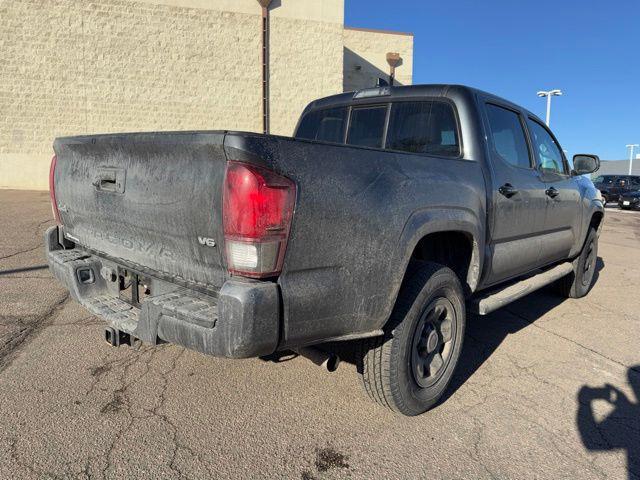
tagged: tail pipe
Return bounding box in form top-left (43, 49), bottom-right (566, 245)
top-left (295, 347), bottom-right (340, 372)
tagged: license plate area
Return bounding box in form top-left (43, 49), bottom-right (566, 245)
top-left (118, 267), bottom-right (151, 308)
top-left (623, 201), bottom-right (630, 205)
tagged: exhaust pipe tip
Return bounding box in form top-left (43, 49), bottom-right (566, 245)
top-left (325, 354), bottom-right (340, 372)
top-left (295, 347), bottom-right (340, 372)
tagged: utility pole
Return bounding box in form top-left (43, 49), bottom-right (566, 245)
top-left (257, 0), bottom-right (272, 134)
top-left (626, 144), bottom-right (639, 175)
top-left (536, 89), bottom-right (563, 126)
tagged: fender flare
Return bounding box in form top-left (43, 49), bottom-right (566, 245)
top-left (394, 206), bottom-right (484, 294)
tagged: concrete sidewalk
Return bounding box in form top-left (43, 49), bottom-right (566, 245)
top-left (0, 189), bottom-right (638, 479)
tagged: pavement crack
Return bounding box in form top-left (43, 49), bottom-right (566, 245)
top-left (0, 244), bottom-right (41, 261)
top-left (505, 307), bottom-right (640, 375)
top-left (0, 293), bottom-right (70, 374)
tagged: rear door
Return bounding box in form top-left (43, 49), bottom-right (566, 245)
top-left (482, 102), bottom-right (548, 284)
top-left (525, 118), bottom-right (581, 265)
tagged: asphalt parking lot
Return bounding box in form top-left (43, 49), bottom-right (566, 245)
top-left (0, 189), bottom-right (638, 479)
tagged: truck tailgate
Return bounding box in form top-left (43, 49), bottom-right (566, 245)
top-left (53, 131), bottom-right (228, 290)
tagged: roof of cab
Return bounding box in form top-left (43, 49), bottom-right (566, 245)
top-left (302, 84), bottom-right (539, 122)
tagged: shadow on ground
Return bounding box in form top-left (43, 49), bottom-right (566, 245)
top-left (311, 257), bottom-right (607, 411)
top-left (441, 257), bottom-right (605, 404)
top-left (577, 366), bottom-right (640, 479)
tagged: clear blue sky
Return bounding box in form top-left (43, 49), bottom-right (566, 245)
top-left (345, 0), bottom-right (639, 160)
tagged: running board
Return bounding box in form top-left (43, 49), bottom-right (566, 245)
top-left (469, 262), bottom-right (573, 315)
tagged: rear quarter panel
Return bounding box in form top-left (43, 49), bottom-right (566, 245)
top-left (226, 132), bottom-right (486, 347)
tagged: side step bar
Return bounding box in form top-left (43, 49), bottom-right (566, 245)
top-left (469, 262), bottom-right (573, 315)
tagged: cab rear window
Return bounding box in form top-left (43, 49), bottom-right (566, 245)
top-left (346, 106), bottom-right (387, 148)
top-left (296, 100), bottom-right (460, 158)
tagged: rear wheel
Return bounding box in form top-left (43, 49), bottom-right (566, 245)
top-left (601, 194), bottom-right (608, 205)
top-left (557, 227), bottom-right (598, 298)
top-left (357, 262), bottom-right (465, 416)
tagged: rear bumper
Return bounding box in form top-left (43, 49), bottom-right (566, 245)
top-left (618, 198), bottom-right (640, 210)
top-left (45, 226), bottom-right (280, 358)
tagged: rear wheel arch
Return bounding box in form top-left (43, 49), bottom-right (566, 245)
top-left (396, 208), bottom-right (482, 291)
top-left (590, 210), bottom-right (604, 232)
top-left (407, 230), bottom-right (479, 296)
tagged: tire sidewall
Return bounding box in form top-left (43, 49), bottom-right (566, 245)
top-left (390, 267), bottom-right (465, 415)
top-left (573, 228), bottom-right (598, 297)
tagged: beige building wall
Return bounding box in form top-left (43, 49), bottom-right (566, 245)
top-left (0, 0), bottom-right (411, 190)
top-left (343, 27), bottom-right (413, 92)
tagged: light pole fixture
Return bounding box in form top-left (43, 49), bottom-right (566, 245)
top-left (626, 144), bottom-right (639, 175)
top-left (536, 89), bottom-right (563, 126)
top-left (386, 52), bottom-right (401, 86)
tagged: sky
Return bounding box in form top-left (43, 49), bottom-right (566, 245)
top-left (345, 0), bottom-right (640, 160)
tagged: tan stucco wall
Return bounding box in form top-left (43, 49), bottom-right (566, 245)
top-left (134, 0), bottom-right (345, 24)
top-left (343, 27), bottom-right (414, 92)
top-left (0, 0), bottom-right (411, 190)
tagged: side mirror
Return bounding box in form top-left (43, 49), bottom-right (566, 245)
top-left (572, 154), bottom-right (600, 176)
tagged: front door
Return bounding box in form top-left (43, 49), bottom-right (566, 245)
top-left (525, 118), bottom-right (581, 265)
top-left (482, 102), bottom-right (548, 285)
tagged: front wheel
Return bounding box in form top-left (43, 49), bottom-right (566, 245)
top-left (557, 227), bottom-right (598, 298)
top-left (357, 262), bottom-right (465, 416)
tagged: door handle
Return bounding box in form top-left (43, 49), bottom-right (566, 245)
top-left (498, 183), bottom-right (518, 198)
top-left (545, 187), bottom-right (559, 198)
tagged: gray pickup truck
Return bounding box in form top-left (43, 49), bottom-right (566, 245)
top-left (46, 84), bottom-right (603, 416)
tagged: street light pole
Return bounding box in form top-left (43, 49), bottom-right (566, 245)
top-left (537, 89), bottom-right (563, 126)
top-left (626, 144), bottom-right (639, 175)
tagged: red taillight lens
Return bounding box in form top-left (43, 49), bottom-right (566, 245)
top-left (49, 154), bottom-right (62, 225)
top-left (223, 161), bottom-right (296, 278)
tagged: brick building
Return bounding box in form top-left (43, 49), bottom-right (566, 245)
top-left (0, 0), bottom-right (413, 189)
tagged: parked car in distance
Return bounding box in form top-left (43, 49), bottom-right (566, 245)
top-left (618, 189), bottom-right (640, 210)
top-left (592, 174), bottom-right (640, 204)
top-left (46, 84), bottom-right (604, 416)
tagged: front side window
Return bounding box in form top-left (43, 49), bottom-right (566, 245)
top-left (526, 119), bottom-right (566, 175)
top-left (485, 104), bottom-right (531, 169)
top-left (295, 107), bottom-right (348, 143)
top-left (346, 106), bottom-right (387, 148)
top-left (385, 101), bottom-right (460, 157)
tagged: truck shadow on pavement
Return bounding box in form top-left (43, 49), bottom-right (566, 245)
top-left (576, 366), bottom-right (640, 480)
top-left (443, 257), bottom-right (605, 404)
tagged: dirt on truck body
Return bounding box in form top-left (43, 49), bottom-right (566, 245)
top-left (46, 84), bottom-right (604, 415)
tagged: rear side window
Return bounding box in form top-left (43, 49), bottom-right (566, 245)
top-left (296, 107), bottom-right (347, 143)
top-left (386, 101), bottom-right (460, 157)
top-left (485, 104), bottom-right (531, 169)
top-left (346, 106), bottom-right (387, 148)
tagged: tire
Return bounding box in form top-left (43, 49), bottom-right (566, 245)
top-left (557, 227), bottom-right (598, 298)
top-left (601, 194), bottom-right (608, 205)
top-left (357, 261), bottom-right (465, 416)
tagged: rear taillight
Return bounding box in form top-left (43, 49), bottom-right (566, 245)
top-left (49, 154), bottom-right (62, 225)
top-left (223, 161), bottom-right (296, 278)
